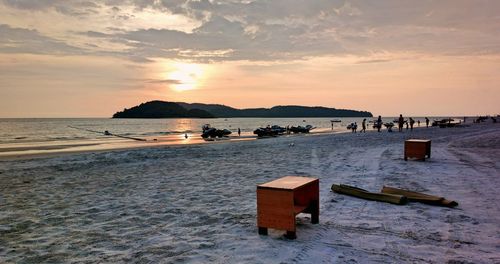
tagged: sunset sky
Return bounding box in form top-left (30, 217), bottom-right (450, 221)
top-left (1, 0), bottom-right (499, 117)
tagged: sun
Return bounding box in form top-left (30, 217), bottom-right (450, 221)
top-left (167, 63), bottom-right (204, 92)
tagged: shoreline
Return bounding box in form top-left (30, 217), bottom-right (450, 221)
top-left (0, 127), bottom-right (356, 161)
top-left (0, 122), bottom-right (498, 263)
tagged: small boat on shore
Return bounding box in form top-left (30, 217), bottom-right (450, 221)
top-left (201, 124), bottom-right (231, 139)
top-left (331, 119), bottom-right (341, 123)
top-left (372, 121), bottom-right (382, 129)
top-left (432, 118), bottom-right (461, 128)
top-left (289, 125), bottom-right (314, 133)
top-left (253, 125), bottom-right (286, 137)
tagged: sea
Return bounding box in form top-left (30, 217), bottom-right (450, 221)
top-left (0, 117), bottom-right (459, 157)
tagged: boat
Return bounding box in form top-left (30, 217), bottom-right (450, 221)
top-left (201, 124), bottom-right (232, 138)
top-left (384, 122), bottom-right (394, 128)
top-left (289, 125), bottom-right (314, 133)
top-left (253, 125), bottom-right (286, 137)
top-left (372, 120), bottom-right (382, 129)
top-left (432, 118), bottom-right (460, 128)
top-left (330, 119), bottom-right (341, 123)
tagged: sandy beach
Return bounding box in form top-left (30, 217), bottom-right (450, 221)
top-left (1, 122), bottom-right (499, 263)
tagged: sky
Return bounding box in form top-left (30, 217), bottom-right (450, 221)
top-left (0, 0), bottom-right (499, 117)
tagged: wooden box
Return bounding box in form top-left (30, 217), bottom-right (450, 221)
top-left (257, 176), bottom-right (319, 239)
top-left (404, 139), bottom-right (431, 161)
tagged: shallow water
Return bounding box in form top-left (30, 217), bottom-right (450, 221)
top-left (0, 117), bottom-right (456, 157)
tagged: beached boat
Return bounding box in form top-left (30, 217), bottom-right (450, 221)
top-left (201, 124), bottom-right (232, 138)
top-left (289, 125), bottom-right (314, 133)
top-left (372, 120), bottom-right (382, 129)
top-left (432, 118), bottom-right (460, 128)
top-left (331, 119), bottom-right (341, 123)
top-left (253, 125), bottom-right (286, 137)
top-left (346, 123), bottom-right (357, 130)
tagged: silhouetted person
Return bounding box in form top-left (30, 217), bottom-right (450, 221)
top-left (377, 116), bottom-right (382, 132)
top-left (409, 118), bottom-right (415, 130)
top-left (354, 122), bottom-right (357, 133)
top-left (417, 120), bottom-right (420, 127)
top-left (406, 121), bottom-right (409, 130)
top-left (238, 128), bottom-right (241, 136)
top-left (398, 114), bottom-right (404, 132)
top-left (184, 133), bottom-right (188, 139)
top-left (361, 119), bottom-right (366, 133)
top-left (425, 117), bottom-right (430, 128)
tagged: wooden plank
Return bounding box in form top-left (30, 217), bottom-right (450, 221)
top-left (331, 184), bottom-right (407, 205)
top-left (381, 186), bottom-right (458, 207)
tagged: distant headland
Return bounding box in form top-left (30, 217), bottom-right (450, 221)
top-left (112, 101), bottom-right (373, 118)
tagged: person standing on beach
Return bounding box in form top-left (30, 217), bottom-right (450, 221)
top-left (409, 118), bottom-right (415, 130)
top-left (377, 115), bottom-right (382, 132)
top-left (398, 114), bottom-right (404, 132)
top-left (425, 117), bottom-right (430, 128)
top-left (238, 128), bottom-right (241, 136)
top-left (361, 119), bottom-right (366, 133)
top-left (417, 120), bottom-right (420, 127)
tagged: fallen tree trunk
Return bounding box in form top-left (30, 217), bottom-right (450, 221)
top-left (331, 184), bottom-right (407, 205)
top-left (381, 186), bottom-right (458, 208)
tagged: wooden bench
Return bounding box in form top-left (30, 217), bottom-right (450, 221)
top-left (257, 176), bottom-right (319, 239)
top-left (404, 139), bottom-right (431, 161)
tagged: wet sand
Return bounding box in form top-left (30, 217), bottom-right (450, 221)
top-left (0, 122), bottom-right (499, 263)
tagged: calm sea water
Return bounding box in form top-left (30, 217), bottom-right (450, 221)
top-left (0, 117), bottom-right (457, 156)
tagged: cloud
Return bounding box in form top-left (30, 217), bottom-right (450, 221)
top-left (1, 1), bottom-right (500, 63)
top-left (145, 79), bottom-right (182, 84)
top-left (1, 0), bottom-right (61, 10)
top-left (0, 24), bottom-right (82, 55)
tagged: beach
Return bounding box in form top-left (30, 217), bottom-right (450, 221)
top-left (0, 122), bottom-right (499, 263)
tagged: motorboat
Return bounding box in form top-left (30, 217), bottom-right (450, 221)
top-left (289, 125), bottom-right (314, 133)
top-left (432, 118), bottom-right (460, 128)
top-left (372, 120), bottom-right (382, 129)
top-left (253, 125), bottom-right (286, 137)
top-left (201, 124), bottom-right (232, 138)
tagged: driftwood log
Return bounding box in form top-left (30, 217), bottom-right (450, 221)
top-left (331, 184), bottom-right (407, 205)
top-left (381, 186), bottom-right (458, 208)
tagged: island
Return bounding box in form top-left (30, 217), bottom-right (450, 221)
top-left (112, 101), bottom-right (373, 118)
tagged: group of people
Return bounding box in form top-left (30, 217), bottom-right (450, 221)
top-left (349, 119), bottom-right (368, 133)
top-left (397, 115), bottom-right (431, 132)
top-left (361, 115), bottom-right (432, 133)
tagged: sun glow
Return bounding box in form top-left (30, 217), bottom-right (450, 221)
top-left (167, 63), bottom-right (204, 92)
